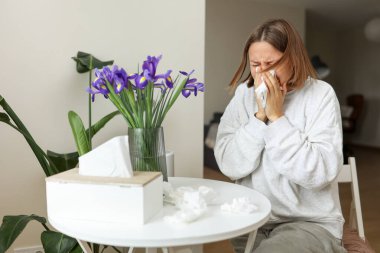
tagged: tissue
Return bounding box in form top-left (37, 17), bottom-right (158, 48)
top-left (79, 136), bottom-right (134, 178)
top-left (221, 197), bottom-right (258, 214)
top-left (163, 184), bottom-right (217, 223)
top-left (255, 69), bottom-right (275, 109)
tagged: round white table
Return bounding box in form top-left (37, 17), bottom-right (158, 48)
top-left (48, 177), bottom-right (271, 253)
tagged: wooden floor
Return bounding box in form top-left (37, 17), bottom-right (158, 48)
top-left (203, 145), bottom-right (380, 253)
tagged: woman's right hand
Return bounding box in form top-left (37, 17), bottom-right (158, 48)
top-left (254, 67), bottom-right (267, 122)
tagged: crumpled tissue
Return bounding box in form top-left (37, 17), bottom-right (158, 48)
top-left (163, 183), bottom-right (217, 223)
top-left (79, 136), bottom-right (133, 178)
top-left (255, 68), bottom-right (275, 109)
top-left (221, 197), bottom-right (258, 214)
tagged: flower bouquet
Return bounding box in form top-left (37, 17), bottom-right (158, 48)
top-left (87, 55), bottom-right (204, 181)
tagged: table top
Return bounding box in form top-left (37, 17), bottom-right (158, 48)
top-left (48, 177), bottom-right (271, 248)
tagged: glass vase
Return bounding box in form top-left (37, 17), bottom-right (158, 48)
top-left (128, 127), bottom-right (168, 181)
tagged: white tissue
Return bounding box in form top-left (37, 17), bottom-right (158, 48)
top-left (163, 184), bottom-right (217, 223)
top-left (221, 197), bottom-right (258, 214)
top-left (79, 136), bottom-right (133, 178)
top-left (255, 82), bottom-right (268, 109)
top-left (255, 69), bottom-right (275, 109)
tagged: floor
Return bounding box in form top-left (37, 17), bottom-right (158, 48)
top-left (203, 145), bottom-right (380, 253)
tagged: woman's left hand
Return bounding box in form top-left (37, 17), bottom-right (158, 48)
top-left (263, 71), bottom-right (287, 122)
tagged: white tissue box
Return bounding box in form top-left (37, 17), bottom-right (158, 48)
top-left (46, 169), bottom-right (163, 225)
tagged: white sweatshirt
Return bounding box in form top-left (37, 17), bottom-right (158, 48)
top-left (214, 78), bottom-right (344, 239)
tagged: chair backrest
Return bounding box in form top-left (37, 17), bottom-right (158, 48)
top-left (347, 94), bottom-right (364, 121)
top-left (336, 157), bottom-right (365, 240)
top-left (343, 94), bottom-right (364, 134)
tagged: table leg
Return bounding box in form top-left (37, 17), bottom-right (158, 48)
top-left (244, 230), bottom-right (257, 253)
top-left (77, 240), bottom-right (93, 253)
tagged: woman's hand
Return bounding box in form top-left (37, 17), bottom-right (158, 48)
top-left (263, 71), bottom-right (287, 122)
top-left (254, 67), bottom-right (267, 122)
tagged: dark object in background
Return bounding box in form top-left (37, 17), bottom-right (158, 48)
top-left (342, 94), bottom-right (364, 164)
top-left (311, 55), bottom-right (330, 79)
top-left (342, 94), bottom-right (364, 134)
top-left (204, 112), bottom-right (223, 170)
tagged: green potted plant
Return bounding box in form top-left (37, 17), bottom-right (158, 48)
top-left (0, 52), bottom-right (120, 253)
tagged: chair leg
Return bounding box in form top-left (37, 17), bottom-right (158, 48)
top-left (349, 200), bottom-right (358, 230)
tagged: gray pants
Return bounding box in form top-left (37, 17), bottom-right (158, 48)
top-left (231, 221), bottom-right (347, 253)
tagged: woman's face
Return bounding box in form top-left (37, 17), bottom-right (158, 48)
top-left (248, 41), bottom-right (292, 87)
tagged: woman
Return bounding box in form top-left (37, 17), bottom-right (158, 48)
top-left (214, 19), bottom-right (346, 253)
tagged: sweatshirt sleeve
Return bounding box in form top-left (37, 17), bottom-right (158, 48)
top-left (264, 86), bottom-right (343, 189)
top-left (214, 86), bottom-right (267, 180)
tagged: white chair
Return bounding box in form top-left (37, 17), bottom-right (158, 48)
top-left (336, 157), bottom-right (365, 241)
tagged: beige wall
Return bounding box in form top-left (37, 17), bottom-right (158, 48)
top-left (0, 0), bottom-right (205, 250)
top-left (204, 0), bottom-right (305, 123)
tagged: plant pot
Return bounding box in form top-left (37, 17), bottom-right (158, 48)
top-left (128, 127), bottom-right (168, 181)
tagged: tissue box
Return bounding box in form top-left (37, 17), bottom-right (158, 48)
top-left (46, 169), bottom-right (163, 225)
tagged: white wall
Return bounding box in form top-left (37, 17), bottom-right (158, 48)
top-left (204, 0), bottom-right (305, 123)
top-left (0, 0), bottom-right (205, 250)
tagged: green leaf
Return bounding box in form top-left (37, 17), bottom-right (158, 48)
top-left (47, 110), bottom-right (120, 171)
top-left (72, 51), bottom-right (114, 73)
top-left (0, 95), bottom-right (59, 176)
top-left (0, 112), bottom-right (10, 123)
top-left (104, 81), bottom-right (136, 128)
top-left (69, 244), bottom-right (83, 253)
top-left (68, 111), bottom-right (91, 156)
top-left (85, 110), bottom-right (120, 139)
top-left (47, 150), bottom-right (79, 173)
top-left (156, 76), bottom-right (188, 127)
top-left (0, 215), bottom-right (47, 253)
top-left (41, 231), bottom-right (80, 253)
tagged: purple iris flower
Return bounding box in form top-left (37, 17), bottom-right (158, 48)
top-left (88, 65), bottom-right (132, 100)
top-left (155, 70), bottom-right (173, 88)
top-left (182, 82), bottom-right (204, 98)
top-left (142, 55), bottom-right (162, 82)
top-left (179, 70), bottom-right (204, 98)
top-left (179, 69), bottom-right (195, 77)
top-left (113, 66), bottom-right (128, 93)
top-left (131, 55), bottom-right (173, 90)
top-left (87, 77), bottom-right (110, 101)
top-left (134, 74), bottom-right (149, 89)
top-left (100, 66), bottom-right (114, 83)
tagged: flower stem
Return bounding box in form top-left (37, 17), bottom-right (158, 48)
top-left (88, 69), bottom-right (92, 149)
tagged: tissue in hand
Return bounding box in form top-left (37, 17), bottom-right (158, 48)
top-left (79, 135), bottom-right (133, 178)
top-left (255, 69), bottom-right (275, 109)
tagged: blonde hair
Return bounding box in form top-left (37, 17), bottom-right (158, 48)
top-left (230, 19), bottom-right (317, 89)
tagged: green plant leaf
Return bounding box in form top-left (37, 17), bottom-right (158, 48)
top-left (72, 51), bottom-right (114, 73)
top-left (85, 110), bottom-right (120, 139)
top-left (47, 150), bottom-right (79, 173)
top-left (69, 244), bottom-right (83, 253)
top-left (0, 215), bottom-right (47, 253)
top-left (0, 112), bottom-right (11, 123)
top-left (41, 231), bottom-right (79, 253)
top-left (68, 111), bottom-right (91, 156)
top-left (0, 95), bottom-right (59, 176)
